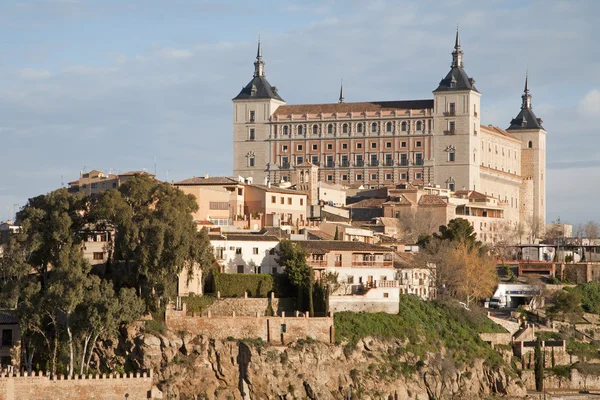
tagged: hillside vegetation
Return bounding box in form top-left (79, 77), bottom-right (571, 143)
top-left (334, 295), bottom-right (506, 367)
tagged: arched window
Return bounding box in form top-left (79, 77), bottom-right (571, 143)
top-left (297, 125), bottom-right (303, 135)
top-left (386, 122), bottom-right (393, 132)
top-left (283, 126), bottom-right (288, 135)
top-left (401, 121), bottom-right (407, 132)
top-left (327, 124), bottom-right (333, 134)
top-left (342, 123), bottom-right (348, 134)
top-left (357, 123), bottom-right (363, 133)
top-left (312, 124), bottom-right (319, 134)
top-left (371, 122), bottom-right (378, 133)
top-left (416, 121), bottom-right (422, 131)
top-left (528, 141), bottom-right (533, 148)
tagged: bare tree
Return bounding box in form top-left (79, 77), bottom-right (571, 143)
top-left (584, 221), bottom-right (600, 239)
top-left (395, 208), bottom-right (443, 243)
top-left (525, 215), bottom-right (544, 244)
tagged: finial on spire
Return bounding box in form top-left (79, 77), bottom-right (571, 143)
top-left (524, 69), bottom-right (529, 94)
top-left (521, 70), bottom-right (532, 110)
top-left (455, 24), bottom-right (461, 49)
top-left (253, 37), bottom-right (265, 78)
top-left (338, 79), bottom-right (345, 103)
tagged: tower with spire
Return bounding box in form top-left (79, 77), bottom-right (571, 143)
top-left (232, 40), bottom-right (286, 183)
top-left (507, 73), bottom-right (547, 231)
top-left (432, 27), bottom-right (481, 192)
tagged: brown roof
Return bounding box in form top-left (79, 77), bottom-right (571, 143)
top-left (347, 198), bottom-right (387, 208)
top-left (453, 190), bottom-right (488, 200)
top-left (418, 194), bottom-right (448, 206)
top-left (173, 176), bottom-right (240, 186)
top-left (306, 229), bottom-right (335, 240)
top-left (273, 100), bottom-right (434, 117)
top-left (295, 240), bottom-right (393, 254)
top-left (480, 124), bottom-right (521, 142)
top-left (249, 184), bottom-right (306, 195)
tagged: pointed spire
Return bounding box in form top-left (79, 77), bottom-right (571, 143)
top-left (521, 70), bottom-right (532, 110)
top-left (253, 37), bottom-right (265, 78)
top-left (338, 79), bottom-right (345, 103)
top-left (451, 26), bottom-right (464, 68)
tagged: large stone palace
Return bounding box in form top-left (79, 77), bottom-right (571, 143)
top-left (232, 30), bottom-right (546, 229)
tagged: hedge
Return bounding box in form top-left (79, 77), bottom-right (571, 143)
top-left (211, 271), bottom-right (294, 298)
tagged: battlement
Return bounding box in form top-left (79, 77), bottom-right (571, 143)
top-left (0, 369), bottom-right (152, 380)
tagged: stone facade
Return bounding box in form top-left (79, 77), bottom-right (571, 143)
top-left (166, 306), bottom-right (333, 344)
top-left (232, 32), bottom-right (547, 239)
top-left (201, 297), bottom-right (295, 317)
top-left (0, 371), bottom-right (154, 400)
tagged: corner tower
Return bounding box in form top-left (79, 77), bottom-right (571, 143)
top-left (506, 73), bottom-right (547, 230)
top-left (232, 40), bottom-right (285, 183)
top-left (432, 28), bottom-right (482, 192)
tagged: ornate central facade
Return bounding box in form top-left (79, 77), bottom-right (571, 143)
top-left (232, 31), bottom-right (546, 229)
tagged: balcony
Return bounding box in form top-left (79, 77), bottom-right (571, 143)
top-left (367, 280), bottom-right (399, 289)
top-left (340, 161), bottom-right (350, 168)
top-left (355, 160), bottom-right (365, 167)
top-left (369, 161), bottom-right (379, 167)
top-left (325, 161), bottom-right (335, 168)
top-left (281, 162), bottom-right (290, 169)
top-left (399, 160), bottom-right (408, 166)
top-left (443, 129), bottom-right (456, 135)
top-left (351, 260), bottom-right (394, 268)
top-left (443, 111), bottom-right (456, 116)
top-left (383, 160), bottom-right (394, 167)
top-left (308, 259), bottom-right (327, 268)
top-left (334, 261), bottom-right (342, 267)
top-left (414, 160), bottom-right (424, 166)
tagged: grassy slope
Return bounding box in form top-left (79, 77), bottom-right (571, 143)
top-left (334, 295), bottom-right (506, 367)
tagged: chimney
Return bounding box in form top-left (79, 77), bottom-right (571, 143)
top-left (204, 173), bottom-right (209, 179)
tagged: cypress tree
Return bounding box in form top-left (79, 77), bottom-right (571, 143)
top-left (534, 339), bottom-right (544, 392)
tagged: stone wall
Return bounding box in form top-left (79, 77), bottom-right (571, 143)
top-left (478, 332), bottom-right (512, 347)
top-left (166, 306), bottom-right (333, 345)
top-left (0, 371), bottom-right (155, 400)
top-left (202, 297), bottom-right (295, 317)
top-left (487, 313), bottom-right (521, 335)
top-left (520, 368), bottom-right (600, 392)
top-left (329, 296), bottom-right (399, 314)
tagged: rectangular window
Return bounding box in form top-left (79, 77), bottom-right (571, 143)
top-left (385, 142), bottom-right (392, 148)
top-left (448, 103), bottom-right (455, 115)
top-left (415, 141), bottom-right (422, 147)
top-left (385, 173), bottom-right (392, 180)
top-left (356, 174), bottom-right (363, 180)
top-left (312, 144), bottom-right (318, 150)
top-left (449, 183), bottom-right (456, 191)
top-left (282, 145), bottom-right (288, 151)
top-left (272, 267), bottom-right (278, 274)
top-left (370, 142), bottom-right (377, 149)
top-left (236, 248), bottom-right (242, 255)
top-left (311, 155), bottom-right (319, 165)
top-left (347, 276), bottom-right (354, 284)
top-left (448, 152), bottom-right (455, 162)
top-left (300, 198), bottom-right (304, 206)
top-left (370, 173), bottom-right (377, 180)
top-left (1, 329), bottom-right (12, 346)
top-left (400, 153), bottom-right (408, 166)
top-left (91, 183), bottom-right (97, 189)
top-left (342, 174), bottom-right (348, 180)
top-left (249, 157), bottom-right (255, 167)
top-left (280, 197), bottom-right (285, 204)
top-left (449, 121), bottom-right (455, 133)
top-left (342, 143), bottom-right (348, 149)
top-left (415, 153), bottom-right (423, 165)
top-left (209, 202), bottom-right (229, 210)
top-left (326, 155), bottom-right (334, 167)
top-left (356, 143), bottom-right (362, 149)
top-left (296, 156), bottom-right (303, 165)
top-left (297, 144), bottom-right (303, 151)
top-left (281, 156), bottom-right (289, 168)
top-left (271, 196), bottom-right (276, 203)
top-left (401, 173), bottom-right (407, 180)
top-left (249, 128), bottom-right (255, 140)
top-left (93, 252), bottom-right (104, 260)
top-left (327, 175), bottom-right (333, 181)
top-left (370, 154), bottom-right (378, 166)
top-left (415, 172), bottom-right (423, 179)
top-left (383, 293), bottom-right (389, 298)
top-left (288, 197), bottom-right (292, 205)
top-left (401, 141), bottom-right (407, 148)
top-left (327, 143), bottom-right (333, 150)
top-left (253, 247), bottom-right (259, 255)
top-left (355, 154), bottom-right (363, 166)
top-left (249, 110), bottom-right (255, 122)
top-left (237, 265), bottom-right (244, 274)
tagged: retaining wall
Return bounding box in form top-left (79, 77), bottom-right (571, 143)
top-left (202, 297), bottom-right (295, 317)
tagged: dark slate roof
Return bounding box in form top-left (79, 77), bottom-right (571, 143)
top-left (233, 76), bottom-right (284, 101)
top-left (507, 108), bottom-right (544, 131)
top-left (434, 67), bottom-right (479, 93)
top-left (0, 310), bottom-right (18, 324)
top-left (294, 240), bottom-right (393, 254)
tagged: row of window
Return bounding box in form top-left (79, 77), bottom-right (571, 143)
top-left (270, 196), bottom-right (304, 206)
top-left (215, 246), bottom-right (278, 257)
top-left (82, 182), bottom-right (118, 189)
top-left (279, 140), bottom-right (423, 152)
top-left (322, 171), bottom-right (425, 182)
top-left (281, 152), bottom-right (425, 166)
top-left (277, 120), bottom-right (429, 136)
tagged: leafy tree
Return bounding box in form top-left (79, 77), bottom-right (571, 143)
top-left (549, 290), bottom-right (583, 324)
top-left (276, 240), bottom-right (314, 316)
top-left (433, 218), bottom-right (481, 250)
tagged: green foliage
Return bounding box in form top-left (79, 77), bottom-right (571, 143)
top-left (552, 365), bottom-right (571, 379)
top-left (182, 294), bottom-right (216, 313)
top-left (549, 290), bottom-right (583, 323)
top-left (432, 218), bottom-right (482, 250)
top-left (334, 295), bottom-right (505, 367)
top-left (567, 339), bottom-right (599, 361)
top-left (211, 270), bottom-right (273, 297)
top-left (276, 240), bottom-right (314, 315)
top-left (333, 226), bottom-right (339, 240)
top-left (534, 339), bottom-right (544, 391)
top-left (568, 282), bottom-right (600, 314)
top-left (144, 319), bottom-right (166, 335)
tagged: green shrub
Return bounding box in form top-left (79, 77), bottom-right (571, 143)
top-left (182, 294), bottom-right (216, 314)
top-left (552, 365), bottom-right (571, 379)
top-left (212, 270), bottom-right (273, 297)
top-left (144, 319), bottom-right (166, 335)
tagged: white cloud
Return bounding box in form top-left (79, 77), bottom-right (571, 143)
top-left (160, 49), bottom-right (193, 59)
top-left (17, 68), bottom-right (51, 80)
top-left (580, 89), bottom-right (600, 118)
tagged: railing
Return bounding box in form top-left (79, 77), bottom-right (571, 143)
top-left (443, 111), bottom-right (456, 116)
top-left (373, 280), bottom-right (399, 288)
top-left (355, 161), bottom-right (364, 167)
top-left (325, 162), bottom-right (335, 168)
top-left (399, 160), bottom-right (408, 166)
top-left (443, 129), bottom-right (456, 135)
top-left (383, 160), bottom-right (394, 166)
top-left (281, 162), bottom-right (290, 169)
top-left (369, 161), bottom-right (379, 167)
top-left (334, 261), bottom-right (342, 267)
top-left (340, 161), bottom-right (350, 167)
top-left (351, 260), bottom-right (394, 268)
top-left (414, 160), bottom-right (424, 166)
top-left (308, 260), bottom-right (327, 268)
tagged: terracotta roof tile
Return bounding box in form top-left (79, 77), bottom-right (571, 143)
top-left (273, 100), bottom-right (434, 117)
top-left (295, 240), bottom-right (393, 254)
top-left (173, 176), bottom-right (240, 185)
top-left (347, 198), bottom-right (387, 208)
top-left (249, 184), bottom-right (307, 195)
top-left (418, 194), bottom-right (448, 206)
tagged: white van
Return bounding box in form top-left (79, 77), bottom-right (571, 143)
top-left (488, 297), bottom-right (506, 309)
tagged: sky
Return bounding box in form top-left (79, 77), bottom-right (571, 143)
top-left (0, 0), bottom-right (599, 225)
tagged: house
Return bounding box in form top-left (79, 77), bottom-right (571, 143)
top-left (319, 221), bottom-right (375, 243)
top-left (209, 233), bottom-right (281, 274)
top-left (67, 170), bottom-right (155, 198)
top-left (244, 184), bottom-right (308, 232)
top-left (0, 310), bottom-right (20, 367)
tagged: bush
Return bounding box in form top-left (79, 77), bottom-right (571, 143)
top-left (144, 319), bottom-right (166, 335)
top-left (182, 294), bottom-right (216, 314)
top-left (212, 270), bottom-right (273, 297)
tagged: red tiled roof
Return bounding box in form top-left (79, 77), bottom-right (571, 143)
top-left (418, 194), bottom-right (448, 206)
top-left (173, 176), bottom-right (240, 185)
top-left (249, 184), bottom-right (307, 195)
top-left (347, 198), bottom-right (387, 208)
top-left (273, 100), bottom-right (434, 117)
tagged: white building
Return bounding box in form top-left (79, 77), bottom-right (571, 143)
top-left (210, 233), bottom-right (281, 274)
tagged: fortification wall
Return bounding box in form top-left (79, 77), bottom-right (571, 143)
top-left (0, 371), bottom-right (155, 400)
top-left (203, 297), bottom-right (295, 317)
top-left (166, 306), bottom-right (333, 344)
top-left (329, 296), bottom-right (399, 314)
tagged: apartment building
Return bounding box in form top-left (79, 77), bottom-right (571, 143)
top-left (209, 233), bottom-right (281, 274)
top-left (67, 170), bottom-right (155, 198)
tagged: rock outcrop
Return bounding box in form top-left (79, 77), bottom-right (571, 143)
top-left (102, 325), bottom-right (527, 399)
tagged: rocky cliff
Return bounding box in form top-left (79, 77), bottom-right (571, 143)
top-left (100, 323), bottom-right (527, 400)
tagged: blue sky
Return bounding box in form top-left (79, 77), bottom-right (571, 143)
top-left (1, 0), bottom-right (599, 224)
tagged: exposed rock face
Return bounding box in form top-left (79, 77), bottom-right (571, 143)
top-left (106, 326), bottom-right (527, 399)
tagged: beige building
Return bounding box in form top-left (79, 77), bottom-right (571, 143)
top-left (244, 184), bottom-right (307, 230)
top-left (232, 30), bottom-right (546, 240)
top-left (68, 170), bottom-right (156, 198)
top-left (0, 310), bottom-right (20, 367)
